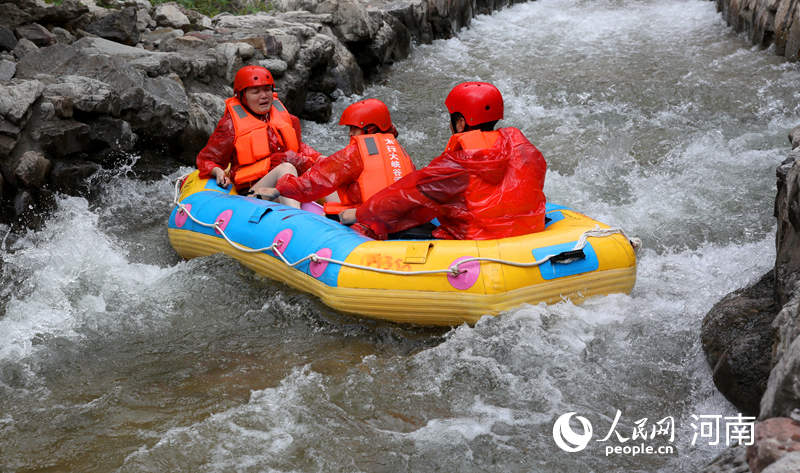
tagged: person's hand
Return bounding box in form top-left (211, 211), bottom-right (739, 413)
top-left (250, 186), bottom-right (280, 201)
top-left (338, 208), bottom-right (357, 225)
top-left (211, 167), bottom-right (231, 187)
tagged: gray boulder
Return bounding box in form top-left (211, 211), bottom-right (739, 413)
top-left (0, 59), bottom-right (15, 82)
top-left (50, 159), bottom-right (101, 194)
top-left (14, 23), bottom-right (56, 47)
top-left (154, 2), bottom-right (190, 30)
top-left (12, 38), bottom-right (38, 60)
top-left (84, 6), bottom-right (141, 46)
top-left (702, 271), bottom-right (779, 415)
top-left (302, 91), bottom-right (331, 123)
top-left (0, 79), bottom-right (43, 125)
top-left (15, 40), bottom-right (190, 139)
top-left (790, 125), bottom-right (800, 150)
top-left (43, 74), bottom-right (120, 116)
top-left (179, 92), bottom-right (225, 164)
top-left (760, 323), bottom-right (800, 418)
top-left (31, 118), bottom-right (91, 158)
top-left (701, 444), bottom-right (751, 473)
top-left (88, 116), bottom-right (137, 153)
top-left (14, 150), bottom-right (51, 187)
top-left (0, 26), bottom-right (17, 51)
top-left (51, 27), bottom-right (75, 44)
top-left (774, 149), bottom-right (800, 306)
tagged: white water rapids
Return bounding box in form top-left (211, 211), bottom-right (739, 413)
top-left (2, 0), bottom-right (799, 471)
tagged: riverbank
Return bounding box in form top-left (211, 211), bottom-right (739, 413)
top-left (712, 0), bottom-right (800, 61)
top-left (0, 0), bottom-right (527, 222)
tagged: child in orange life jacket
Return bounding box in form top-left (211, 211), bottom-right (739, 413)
top-left (258, 99), bottom-right (415, 220)
top-left (350, 82), bottom-right (547, 240)
top-left (195, 65), bottom-right (322, 208)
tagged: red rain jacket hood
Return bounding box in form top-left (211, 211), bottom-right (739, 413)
top-left (357, 127), bottom-right (547, 240)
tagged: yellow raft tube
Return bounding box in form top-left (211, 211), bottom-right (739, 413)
top-left (168, 171), bottom-right (638, 326)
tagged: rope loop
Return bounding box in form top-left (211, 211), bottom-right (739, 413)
top-left (171, 176), bottom-right (641, 279)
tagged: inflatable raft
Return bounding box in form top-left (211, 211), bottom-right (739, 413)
top-left (167, 171), bottom-right (638, 326)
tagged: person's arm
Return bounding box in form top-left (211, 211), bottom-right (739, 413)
top-left (197, 111), bottom-right (235, 185)
top-left (355, 156), bottom-right (469, 239)
top-left (275, 145), bottom-right (363, 203)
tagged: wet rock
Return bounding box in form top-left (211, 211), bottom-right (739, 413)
top-left (14, 23), bottom-right (56, 47)
top-left (747, 418), bottom-right (800, 473)
top-left (179, 92), bottom-right (225, 164)
top-left (326, 41), bottom-right (363, 95)
top-left (14, 150), bottom-right (51, 188)
top-left (49, 159), bottom-right (101, 194)
top-left (88, 116), bottom-right (137, 152)
top-left (701, 444), bottom-right (751, 473)
top-left (760, 323), bottom-right (800, 418)
top-left (0, 59), bottom-right (15, 82)
top-left (302, 91), bottom-right (331, 122)
top-left (774, 150), bottom-right (800, 307)
top-left (702, 271), bottom-right (779, 415)
top-left (0, 79), bottom-right (43, 125)
top-left (0, 135), bottom-right (17, 158)
top-left (13, 189), bottom-right (34, 217)
top-left (0, 26), bottom-right (18, 52)
top-left (154, 3), bottom-right (190, 30)
top-left (31, 119), bottom-right (91, 158)
top-left (790, 125), bottom-right (800, 149)
top-left (84, 6), bottom-right (140, 46)
top-left (716, 0), bottom-right (800, 61)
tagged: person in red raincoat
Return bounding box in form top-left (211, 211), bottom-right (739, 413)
top-left (195, 65), bottom-right (322, 208)
top-left (264, 98), bottom-right (415, 219)
top-left (349, 81), bottom-right (547, 240)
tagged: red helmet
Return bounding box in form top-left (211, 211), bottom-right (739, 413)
top-left (339, 99), bottom-right (392, 132)
top-left (233, 65), bottom-right (275, 94)
top-left (445, 82), bottom-right (503, 126)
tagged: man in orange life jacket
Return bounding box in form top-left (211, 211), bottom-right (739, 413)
top-left (196, 65), bottom-right (322, 207)
top-left (259, 98), bottom-right (415, 220)
top-left (349, 82), bottom-right (547, 240)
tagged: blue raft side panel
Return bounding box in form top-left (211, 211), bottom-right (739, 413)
top-left (532, 240), bottom-right (599, 280)
top-left (169, 191), bottom-right (369, 287)
top-left (545, 203), bottom-right (572, 212)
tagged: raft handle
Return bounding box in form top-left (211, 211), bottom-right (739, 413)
top-left (550, 249), bottom-right (586, 264)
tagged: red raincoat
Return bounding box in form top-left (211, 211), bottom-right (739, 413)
top-left (355, 127), bottom-right (547, 240)
top-left (275, 136), bottom-right (416, 209)
top-left (196, 108), bottom-right (322, 190)
top-left (274, 140), bottom-right (365, 205)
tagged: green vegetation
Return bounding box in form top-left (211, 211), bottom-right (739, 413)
top-left (150, 0), bottom-right (275, 17)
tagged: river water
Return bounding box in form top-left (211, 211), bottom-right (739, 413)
top-left (2, 0), bottom-right (799, 471)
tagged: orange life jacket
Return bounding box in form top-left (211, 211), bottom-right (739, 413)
top-left (226, 95), bottom-right (299, 186)
top-left (323, 134), bottom-right (415, 215)
top-left (444, 129), bottom-right (501, 152)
